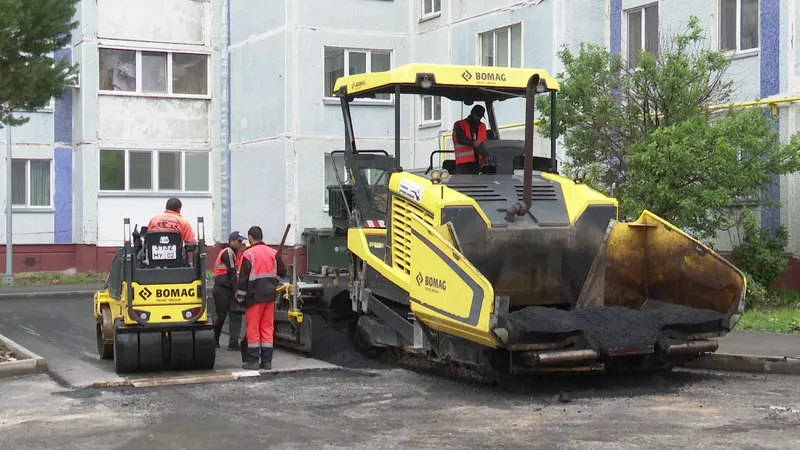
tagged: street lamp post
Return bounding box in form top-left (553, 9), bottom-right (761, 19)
top-left (4, 122), bottom-right (13, 286)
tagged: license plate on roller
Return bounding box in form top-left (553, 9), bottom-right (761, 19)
top-left (151, 244), bottom-right (177, 260)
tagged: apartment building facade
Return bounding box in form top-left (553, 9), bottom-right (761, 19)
top-left (3, 0), bottom-right (799, 279)
top-left (1, 0), bottom-right (220, 271)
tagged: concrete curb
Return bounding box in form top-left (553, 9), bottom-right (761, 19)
top-left (0, 283), bottom-right (214, 301)
top-left (0, 333), bottom-right (48, 379)
top-left (0, 290), bottom-right (98, 300)
top-left (680, 352), bottom-right (800, 375)
top-left (90, 365), bottom-right (351, 389)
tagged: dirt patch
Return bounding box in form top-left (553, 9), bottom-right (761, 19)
top-left (0, 343), bottom-right (17, 362)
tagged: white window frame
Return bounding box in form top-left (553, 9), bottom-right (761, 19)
top-left (718, 0), bottom-right (760, 55)
top-left (97, 148), bottom-right (212, 195)
top-left (421, 0), bottom-right (442, 21)
top-left (322, 152), bottom-right (349, 211)
top-left (11, 158), bottom-right (54, 210)
top-left (97, 46), bottom-right (212, 100)
top-left (323, 47), bottom-right (394, 104)
top-left (420, 95), bottom-right (442, 127)
top-left (624, 3), bottom-right (659, 68)
top-left (477, 23), bottom-right (523, 68)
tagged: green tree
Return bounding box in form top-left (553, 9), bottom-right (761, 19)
top-left (537, 15), bottom-right (800, 241)
top-left (0, 0), bottom-right (79, 126)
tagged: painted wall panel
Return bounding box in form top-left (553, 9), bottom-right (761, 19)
top-left (96, 96), bottom-right (211, 145)
top-left (97, 0), bottom-right (206, 45)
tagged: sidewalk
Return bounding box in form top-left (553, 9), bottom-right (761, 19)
top-left (0, 281), bottom-right (215, 299)
top-left (0, 283), bottom-right (104, 299)
top-left (718, 330), bottom-right (800, 358)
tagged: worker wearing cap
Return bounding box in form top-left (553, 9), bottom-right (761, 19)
top-left (147, 197), bottom-right (196, 244)
top-left (452, 105), bottom-right (488, 175)
top-left (212, 231), bottom-right (247, 350)
top-left (237, 226), bottom-right (287, 370)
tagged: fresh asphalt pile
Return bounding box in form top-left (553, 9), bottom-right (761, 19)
top-left (308, 316), bottom-right (392, 371)
top-left (508, 304), bottom-right (725, 352)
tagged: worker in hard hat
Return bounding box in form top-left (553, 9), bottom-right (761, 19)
top-left (212, 231), bottom-right (247, 350)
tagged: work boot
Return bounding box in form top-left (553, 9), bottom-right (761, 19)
top-left (213, 328), bottom-right (221, 349)
top-left (242, 347), bottom-right (260, 370)
top-left (227, 341), bottom-right (241, 351)
top-left (259, 346), bottom-right (273, 370)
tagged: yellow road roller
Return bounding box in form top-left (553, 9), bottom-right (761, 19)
top-left (94, 217), bottom-right (215, 373)
top-left (285, 63), bottom-right (748, 382)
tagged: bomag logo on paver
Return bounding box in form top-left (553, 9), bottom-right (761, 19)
top-left (462, 69), bottom-right (507, 84)
top-left (351, 80), bottom-right (365, 89)
top-left (156, 288), bottom-right (196, 298)
top-left (416, 272), bottom-right (447, 293)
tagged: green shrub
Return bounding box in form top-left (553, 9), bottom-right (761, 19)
top-left (741, 272), bottom-right (771, 311)
top-left (731, 211), bottom-right (789, 288)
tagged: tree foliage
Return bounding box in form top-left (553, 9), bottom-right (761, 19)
top-left (537, 16), bottom-right (800, 240)
top-left (0, 0), bottom-right (79, 127)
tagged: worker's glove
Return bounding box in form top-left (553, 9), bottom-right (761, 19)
top-left (236, 294), bottom-right (245, 305)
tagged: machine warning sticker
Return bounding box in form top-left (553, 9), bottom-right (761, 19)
top-left (399, 179), bottom-right (423, 202)
top-left (416, 272), bottom-right (447, 293)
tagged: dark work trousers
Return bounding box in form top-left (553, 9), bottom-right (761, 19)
top-left (213, 284), bottom-right (243, 347)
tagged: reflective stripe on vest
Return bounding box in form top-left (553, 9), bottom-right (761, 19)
top-left (452, 119), bottom-right (487, 165)
top-left (213, 247), bottom-right (235, 276)
top-left (242, 243), bottom-right (277, 281)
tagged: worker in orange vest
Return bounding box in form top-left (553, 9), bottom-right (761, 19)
top-left (212, 231), bottom-right (247, 350)
top-left (236, 226), bottom-right (287, 370)
top-left (147, 197), bottom-right (196, 244)
top-left (452, 105), bottom-right (488, 175)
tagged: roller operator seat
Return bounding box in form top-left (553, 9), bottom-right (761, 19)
top-left (143, 230), bottom-right (186, 268)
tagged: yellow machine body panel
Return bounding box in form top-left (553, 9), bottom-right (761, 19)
top-left (406, 214), bottom-right (497, 348)
top-left (540, 172), bottom-right (619, 225)
top-left (348, 228), bottom-right (407, 287)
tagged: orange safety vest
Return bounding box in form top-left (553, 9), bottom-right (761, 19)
top-left (213, 247), bottom-right (236, 277)
top-left (239, 243), bottom-right (279, 304)
top-left (452, 119), bottom-right (488, 165)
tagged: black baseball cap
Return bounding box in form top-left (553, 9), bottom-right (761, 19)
top-left (228, 231), bottom-right (246, 242)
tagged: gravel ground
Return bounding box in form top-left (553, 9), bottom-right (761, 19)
top-left (1, 366), bottom-right (799, 449)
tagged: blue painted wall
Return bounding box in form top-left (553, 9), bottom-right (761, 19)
top-left (53, 48), bottom-right (73, 244)
top-left (610, 0), bottom-right (622, 56)
top-left (760, 0), bottom-right (781, 233)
